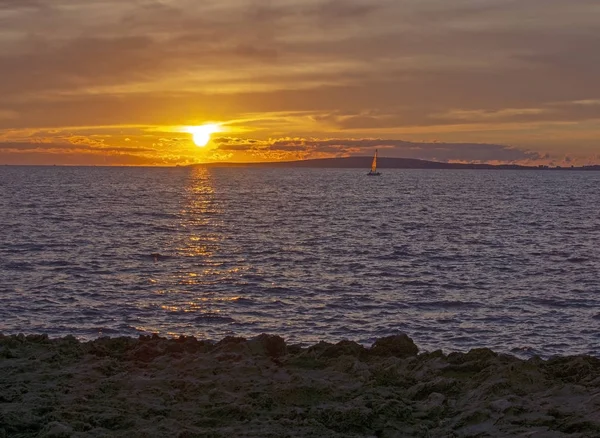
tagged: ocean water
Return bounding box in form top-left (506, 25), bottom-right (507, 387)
top-left (1, 166), bottom-right (599, 358)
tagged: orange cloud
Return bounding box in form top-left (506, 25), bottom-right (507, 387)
top-left (0, 1), bottom-right (599, 164)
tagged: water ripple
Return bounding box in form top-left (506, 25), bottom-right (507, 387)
top-left (1, 167), bottom-right (599, 358)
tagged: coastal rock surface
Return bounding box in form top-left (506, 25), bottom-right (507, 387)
top-left (1, 333), bottom-right (599, 437)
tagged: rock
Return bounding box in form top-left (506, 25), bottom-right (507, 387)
top-left (545, 355), bottom-right (600, 383)
top-left (39, 421), bottom-right (73, 438)
top-left (444, 348), bottom-right (500, 375)
top-left (175, 336), bottom-right (211, 354)
top-left (26, 333), bottom-right (50, 344)
top-left (215, 336), bottom-right (246, 348)
top-left (0, 347), bottom-right (16, 359)
top-left (248, 334), bottom-right (287, 358)
top-left (426, 391), bottom-right (445, 408)
top-left (307, 341), bottom-right (334, 355)
top-left (313, 405), bottom-right (374, 433)
top-left (370, 334), bottom-right (418, 357)
top-left (415, 392), bottom-right (446, 419)
top-left (128, 342), bottom-right (164, 362)
top-left (320, 340), bottom-right (366, 359)
top-left (408, 376), bottom-right (458, 400)
top-left (419, 349), bottom-right (445, 360)
top-left (88, 336), bottom-right (136, 358)
top-left (164, 341), bottom-right (185, 354)
top-left (213, 336), bottom-right (249, 354)
top-left (1, 334), bottom-right (599, 437)
top-left (287, 344), bottom-right (303, 355)
top-left (489, 398), bottom-right (513, 413)
top-left (351, 359), bottom-right (371, 380)
top-left (447, 348), bottom-right (497, 365)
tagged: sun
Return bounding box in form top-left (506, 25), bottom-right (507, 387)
top-left (188, 124), bottom-right (220, 147)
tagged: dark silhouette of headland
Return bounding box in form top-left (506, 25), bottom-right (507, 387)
top-left (192, 157), bottom-right (600, 170)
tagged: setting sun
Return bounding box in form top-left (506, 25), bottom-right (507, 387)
top-left (188, 124), bottom-right (220, 147)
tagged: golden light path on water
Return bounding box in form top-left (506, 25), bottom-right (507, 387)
top-left (135, 167), bottom-right (247, 337)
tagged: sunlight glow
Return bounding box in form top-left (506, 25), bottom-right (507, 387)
top-left (188, 124), bottom-right (221, 147)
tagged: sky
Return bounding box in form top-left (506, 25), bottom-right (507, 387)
top-left (1, 0), bottom-right (599, 166)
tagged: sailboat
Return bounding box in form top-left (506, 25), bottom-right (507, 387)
top-left (367, 149), bottom-right (381, 176)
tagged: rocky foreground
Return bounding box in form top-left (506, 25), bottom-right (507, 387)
top-left (1, 333), bottom-right (599, 438)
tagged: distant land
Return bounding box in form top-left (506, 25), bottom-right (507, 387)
top-left (192, 157), bottom-right (600, 170)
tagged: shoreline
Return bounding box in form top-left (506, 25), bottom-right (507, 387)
top-left (1, 333), bottom-right (599, 437)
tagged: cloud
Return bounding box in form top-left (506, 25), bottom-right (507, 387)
top-left (3, 125), bottom-right (598, 166)
top-left (0, 139), bottom-right (195, 165)
top-left (316, 0), bottom-right (381, 20)
top-left (0, 0), bottom-right (44, 10)
top-left (0, 0), bottom-right (599, 163)
top-left (2, 1), bottom-right (598, 104)
top-left (213, 137), bottom-right (544, 163)
top-left (0, 110), bottom-right (17, 120)
top-left (0, 141), bottom-right (154, 154)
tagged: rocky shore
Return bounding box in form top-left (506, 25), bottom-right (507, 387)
top-left (1, 333), bottom-right (599, 437)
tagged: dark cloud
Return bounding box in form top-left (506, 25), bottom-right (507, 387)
top-left (0, 36), bottom-right (161, 99)
top-left (0, 150), bottom-right (180, 166)
top-left (2, 1), bottom-right (599, 110)
top-left (0, 138), bottom-right (194, 165)
top-left (1, 75), bottom-right (599, 133)
top-left (232, 44), bottom-right (279, 61)
top-left (0, 132), bottom-right (590, 166)
top-left (0, 0), bottom-right (44, 10)
top-left (214, 137), bottom-right (543, 163)
top-left (0, 141), bottom-right (155, 154)
top-left (316, 0), bottom-right (380, 20)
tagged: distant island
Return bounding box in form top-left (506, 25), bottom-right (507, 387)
top-left (192, 156), bottom-right (600, 170)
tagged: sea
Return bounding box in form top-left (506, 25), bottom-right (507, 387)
top-left (1, 166), bottom-right (599, 358)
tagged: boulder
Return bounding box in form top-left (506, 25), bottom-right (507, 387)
top-left (39, 421), bottom-right (73, 438)
top-left (320, 340), bottom-right (366, 359)
top-left (370, 334), bottom-right (418, 357)
top-left (248, 334), bottom-right (287, 358)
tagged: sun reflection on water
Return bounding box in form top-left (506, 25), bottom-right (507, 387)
top-left (147, 167), bottom-right (248, 335)
top-left (177, 167), bottom-right (223, 259)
